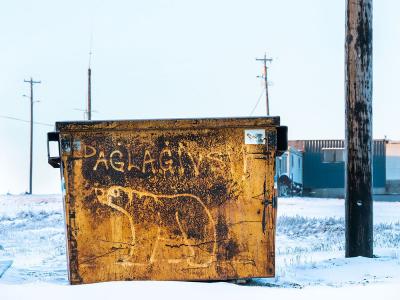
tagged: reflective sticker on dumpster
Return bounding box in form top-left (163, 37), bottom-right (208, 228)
top-left (244, 129), bottom-right (266, 144)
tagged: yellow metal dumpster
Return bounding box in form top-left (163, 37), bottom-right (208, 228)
top-left (47, 117), bottom-right (287, 284)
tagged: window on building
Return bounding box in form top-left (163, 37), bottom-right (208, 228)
top-left (281, 155), bottom-right (287, 174)
top-left (282, 158), bottom-right (286, 173)
top-left (322, 148), bottom-right (344, 163)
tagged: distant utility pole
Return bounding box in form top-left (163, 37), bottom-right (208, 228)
top-left (87, 48), bottom-right (93, 121)
top-left (24, 77), bottom-right (41, 195)
top-left (345, 0), bottom-right (373, 257)
top-left (87, 66), bottom-right (92, 120)
top-left (256, 53), bottom-right (273, 115)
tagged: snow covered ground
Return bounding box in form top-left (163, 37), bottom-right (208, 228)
top-left (0, 195), bottom-right (399, 299)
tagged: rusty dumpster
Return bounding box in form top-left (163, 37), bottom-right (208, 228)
top-left (47, 117), bottom-right (287, 284)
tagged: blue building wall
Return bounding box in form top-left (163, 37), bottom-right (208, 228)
top-left (301, 140), bottom-right (386, 190)
top-left (303, 152), bottom-right (344, 188)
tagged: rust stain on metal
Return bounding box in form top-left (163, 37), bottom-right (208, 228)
top-left (57, 117), bottom-right (279, 284)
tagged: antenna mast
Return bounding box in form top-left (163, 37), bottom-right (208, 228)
top-left (87, 33), bottom-right (93, 121)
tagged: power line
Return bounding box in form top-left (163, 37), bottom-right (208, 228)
top-left (0, 114), bottom-right (53, 127)
top-left (249, 87), bottom-right (266, 116)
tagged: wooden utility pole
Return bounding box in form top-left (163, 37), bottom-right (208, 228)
top-left (256, 53), bottom-right (273, 115)
top-left (345, 0), bottom-right (373, 258)
top-left (24, 77), bottom-right (41, 195)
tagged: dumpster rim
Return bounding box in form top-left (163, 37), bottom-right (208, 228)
top-left (55, 116), bottom-right (281, 132)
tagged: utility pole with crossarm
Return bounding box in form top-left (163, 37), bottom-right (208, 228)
top-left (24, 77), bottom-right (41, 195)
top-left (256, 53), bottom-right (273, 116)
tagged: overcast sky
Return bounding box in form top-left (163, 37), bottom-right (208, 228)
top-left (0, 0), bottom-right (399, 194)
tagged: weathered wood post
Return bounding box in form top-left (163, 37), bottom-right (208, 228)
top-left (345, 0), bottom-right (373, 257)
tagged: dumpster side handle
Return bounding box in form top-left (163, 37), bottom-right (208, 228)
top-left (276, 126), bottom-right (288, 156)
top-left (47, 132), bottom-right (61, 168)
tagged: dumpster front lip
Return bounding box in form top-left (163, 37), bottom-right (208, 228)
top-left (55, 116), bottom-right (280, 132)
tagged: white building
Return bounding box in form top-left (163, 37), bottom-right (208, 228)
top-left (275, 146), bottom-right (303, 196)
top-left (386, 141), bottom-right (400, 193)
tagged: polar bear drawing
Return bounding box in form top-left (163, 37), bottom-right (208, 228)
top-left (93, 186), bottom-right (217, 267)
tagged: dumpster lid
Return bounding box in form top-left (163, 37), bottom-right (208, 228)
top-left (55, 116), bottom-right (280, 132)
